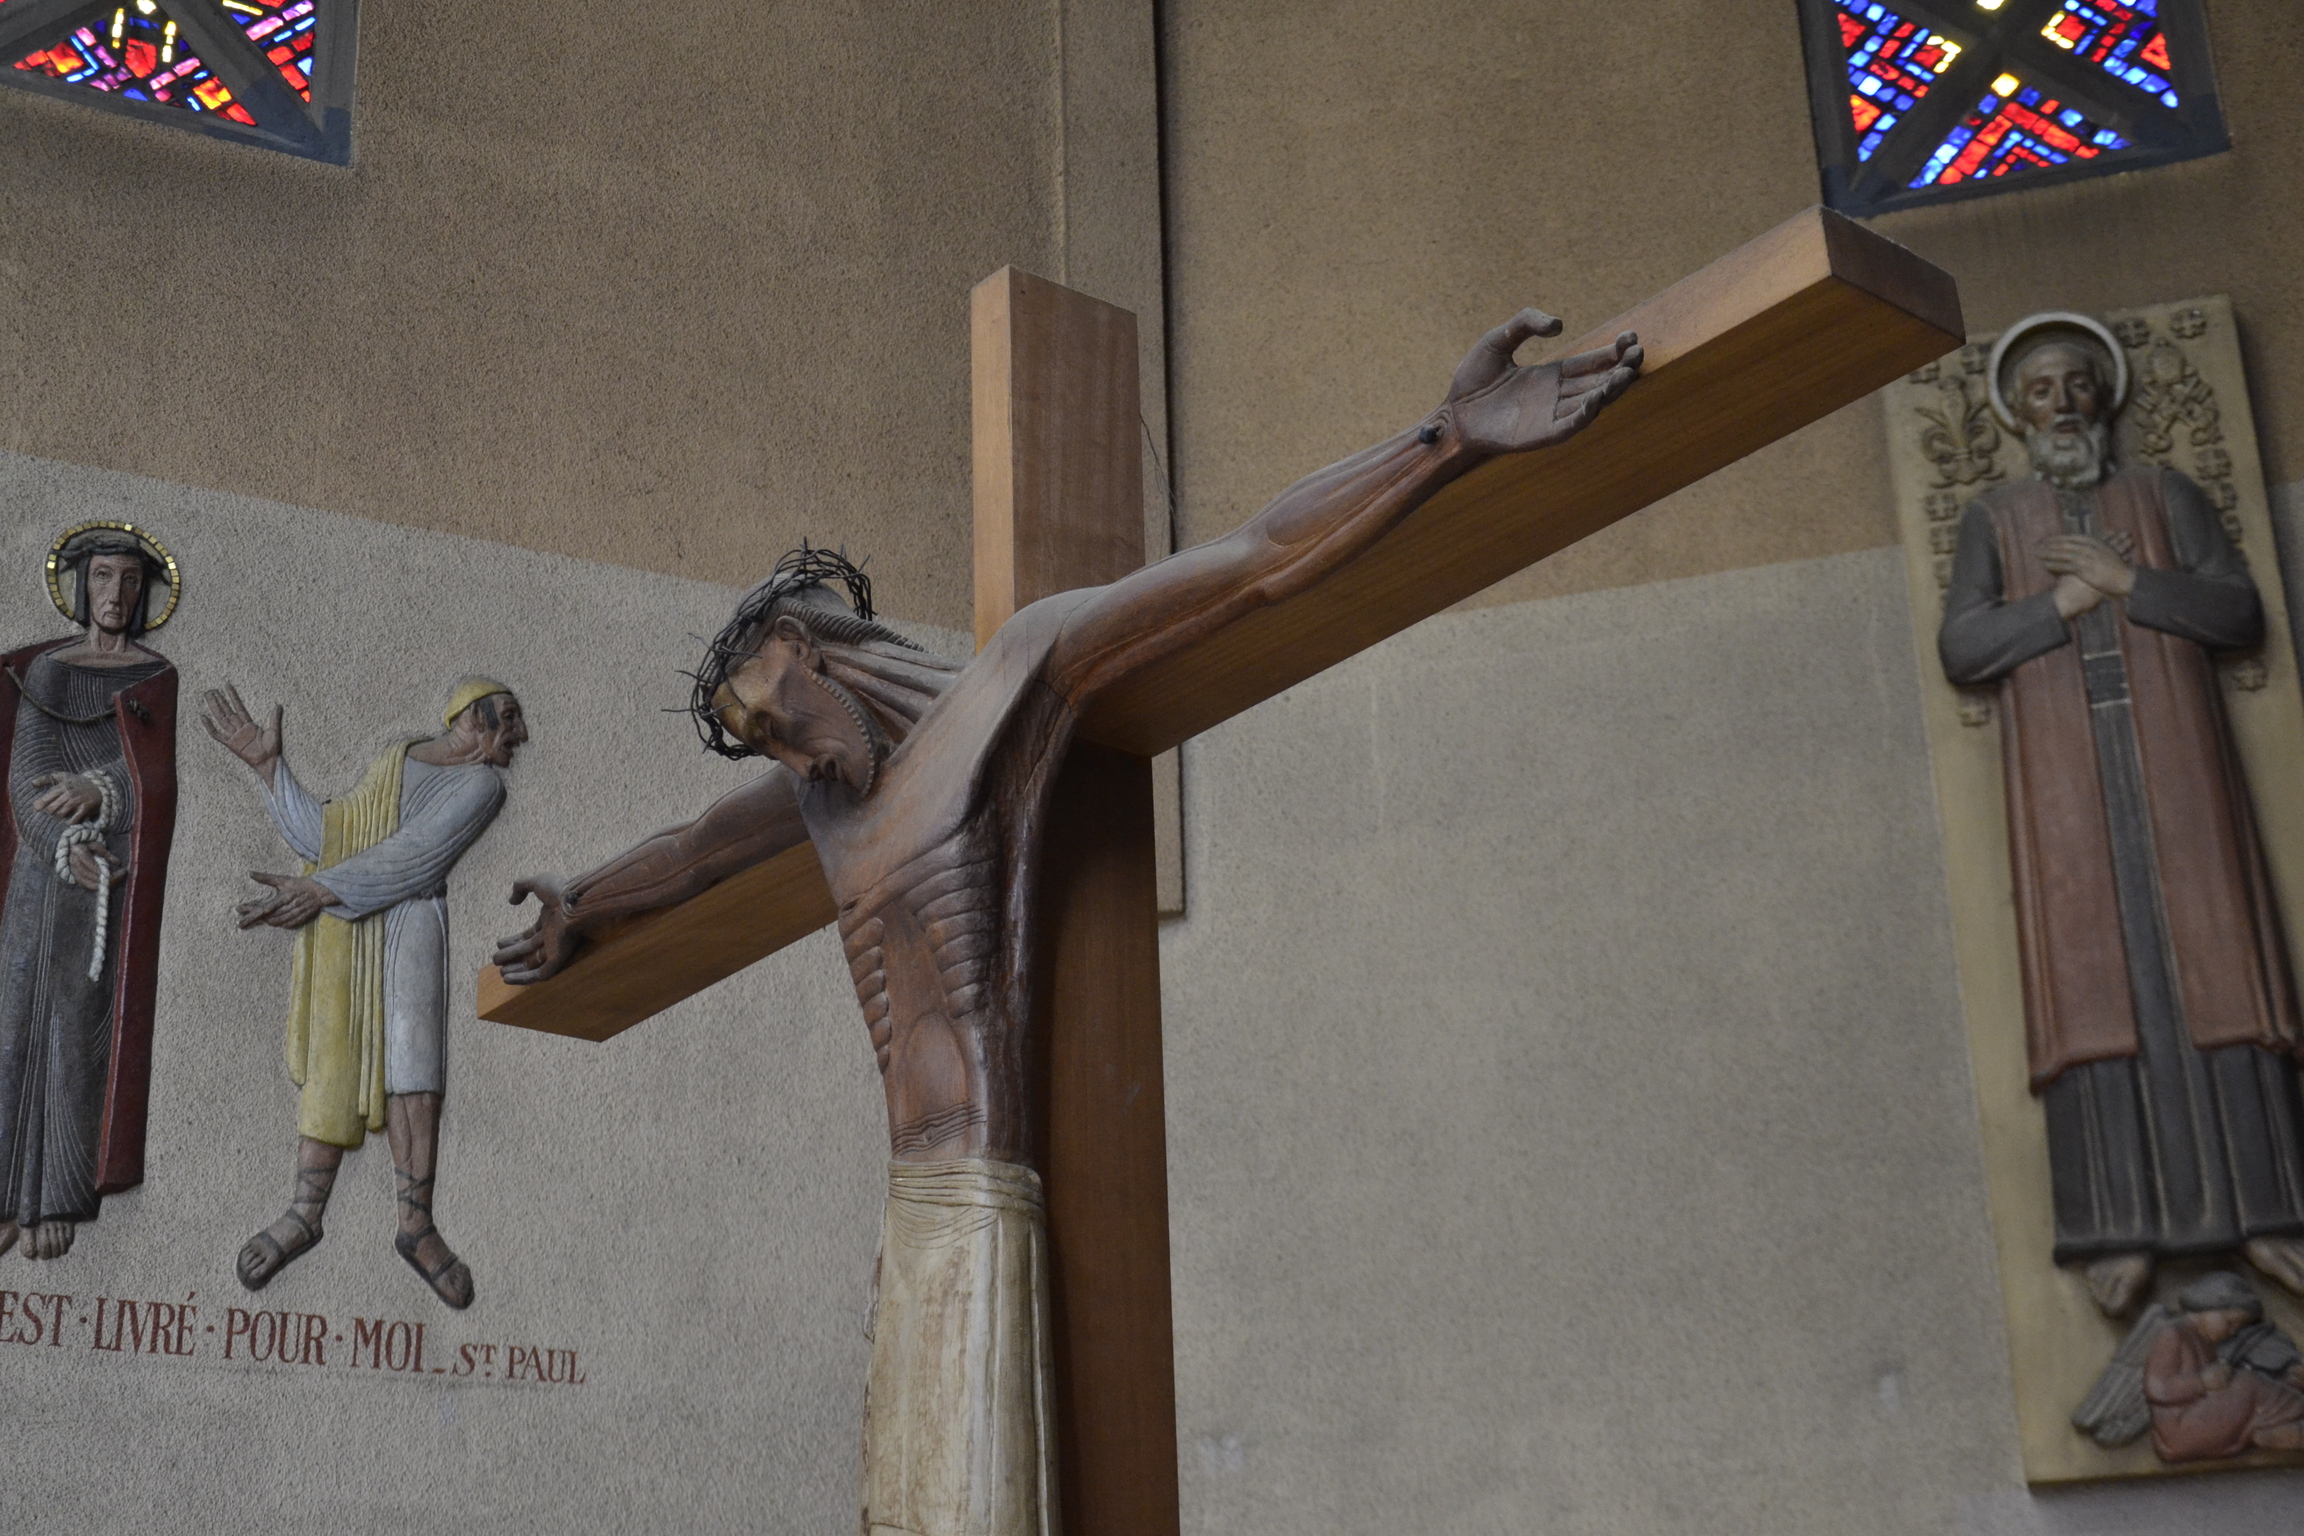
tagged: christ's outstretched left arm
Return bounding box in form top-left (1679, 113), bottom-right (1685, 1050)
top-left (1042, 310), bottom-right (1639, 708)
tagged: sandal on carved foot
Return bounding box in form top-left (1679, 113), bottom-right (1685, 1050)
top-left (237, 1209), bottom-right (322, 1290)
top-left (394, 1174), bottom-right (474, 1309)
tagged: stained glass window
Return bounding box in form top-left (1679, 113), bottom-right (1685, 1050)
top-left (1799, 0), bottom-right (2225, 217)
top-left (1838, 4), bottom-right (1963, 161)
top-left (15, 7), bottom-right (255, 125)
top-left (1911, 74), bottom-right (2128, 187)
top-left (0, 0), bottom-right (351, 162)
top-left (2040, 1), bottom-right (2179, 107)
top-left (221, 0), bottom-right (315, 101)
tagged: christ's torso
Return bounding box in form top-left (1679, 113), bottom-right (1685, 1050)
top-left (802, 594), bottom-right (1088, 1165)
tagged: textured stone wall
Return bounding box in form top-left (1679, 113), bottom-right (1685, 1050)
top-left (1158, 542), bottom-right (2304, 1534)
top-left (0, 0), bottom-right (1167, 631)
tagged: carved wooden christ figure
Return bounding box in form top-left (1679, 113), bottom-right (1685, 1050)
top-left (1939, 313), bottom-right (2304, 1320)
top-left (0, 523), bottom-right (180, 1262)
top-left (492, 312), bottom-right (1640, 1535)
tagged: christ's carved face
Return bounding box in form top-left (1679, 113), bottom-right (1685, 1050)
top-left (715, 614), bottom-right (879, 793)
top-left (82, 552), bottom-right (146, 636)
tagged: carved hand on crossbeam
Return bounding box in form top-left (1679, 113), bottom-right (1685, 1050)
top-left (492, 876), bottom-right (577, 984)
top-left (1441, 309), bottom-right (1641, 454)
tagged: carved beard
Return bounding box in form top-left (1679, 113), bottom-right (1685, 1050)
top-left (2025, 416), bottom-right (2112, 491)
top-left (805, 666), bottom-right (890, 796)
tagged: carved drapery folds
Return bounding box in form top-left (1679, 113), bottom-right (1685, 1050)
top-left (1886, 295), bottom-right (2304, 1483)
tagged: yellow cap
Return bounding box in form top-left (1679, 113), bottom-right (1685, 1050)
top-left (443, 676), bottom-right (515, 728)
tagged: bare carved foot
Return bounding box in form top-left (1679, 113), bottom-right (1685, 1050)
top-left (2256, 1422), bottom-right (2304, 1452)
top-left (2084, 1252), bottom-right (2154, 1316)
top-left (237, 1209), bottom-right (322, 1290)
top-left (2247, 1238), bottom-right (2304, 1298)
top-left (21, 1220), bottom-right (76, 1259)
top-left (0, 1221), bottom-right (16, 1258)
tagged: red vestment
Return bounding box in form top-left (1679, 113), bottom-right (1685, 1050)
top-left (0, 637), bottom-right (178, 1192)
top-left (2145, 1318), bottom-right (2304, 1463)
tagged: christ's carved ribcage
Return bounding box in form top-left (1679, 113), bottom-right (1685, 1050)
top-left (840, 824), bottom-right (1002, 1157)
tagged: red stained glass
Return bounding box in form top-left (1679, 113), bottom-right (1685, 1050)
top-left (225, 0), bottom-right (317, 99)
top-left (12, 6), bottom-right (253, 124)
top-left (1912, 80), bottom-right (2129, 187)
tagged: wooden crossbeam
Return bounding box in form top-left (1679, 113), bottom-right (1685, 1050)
top-left (476, 204), bottom-right (1961, 1041)
top-left (1078, 205), bottom-right (1962, 755)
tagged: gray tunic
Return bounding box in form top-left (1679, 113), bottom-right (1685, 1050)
top-left (266, 754), bottom-right (505, 1096)
top-left (0, 653), bottom-right (166, 1225)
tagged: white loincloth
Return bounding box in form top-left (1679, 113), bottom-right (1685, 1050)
top-left (862, 1157), bottom-right (1057, 1536)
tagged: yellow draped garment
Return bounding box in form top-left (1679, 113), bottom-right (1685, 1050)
top-left (283, 742), bottom-right (411, 1148)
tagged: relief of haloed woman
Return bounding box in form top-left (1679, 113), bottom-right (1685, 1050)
top-left (0, 525), bottom-right (180, 1261)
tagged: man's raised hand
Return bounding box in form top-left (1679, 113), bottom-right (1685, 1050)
top-left (1442, 308), bottom-right (1641, 456)
top-left (201, 684), bottom-right (284, 784)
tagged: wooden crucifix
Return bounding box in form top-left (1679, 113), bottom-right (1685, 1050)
top-left (480, 206), bottom-right (1961, 1536)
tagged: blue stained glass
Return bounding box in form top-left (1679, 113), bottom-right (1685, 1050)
top-left (2040, 2), bottom-right (2180, 106)
top-left (1834, 2), bottom-right (1966, 160)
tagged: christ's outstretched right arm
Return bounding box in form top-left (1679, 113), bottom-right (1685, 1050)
top-left (1042, 310), bottom-right (1639, 709)
top-left (491, 766), bottom-right (808, 983)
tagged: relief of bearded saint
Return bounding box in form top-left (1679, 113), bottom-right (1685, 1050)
top-left (1938, 312), bottom-right (2304, 1319)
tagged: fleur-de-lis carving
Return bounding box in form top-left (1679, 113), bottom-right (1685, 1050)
top-left (1915, 375), bottom-right (2004, 490)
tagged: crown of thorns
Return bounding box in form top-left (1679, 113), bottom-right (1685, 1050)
top-left (686, 544), bottom-right (919, 759)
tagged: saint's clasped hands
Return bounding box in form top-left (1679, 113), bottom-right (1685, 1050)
top-left (2042, 529), bottom-right (2137, 620)
top-left (27, 772), bottom-right (116, 890)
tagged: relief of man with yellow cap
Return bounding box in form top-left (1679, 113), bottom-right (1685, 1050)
top-left (201, 676), bottom-right (528, 1308)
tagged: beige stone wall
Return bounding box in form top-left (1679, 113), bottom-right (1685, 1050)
top-left (1157, 0), bottom-right (2304, 609)
top-left (0, 0), bottom-right (1167, 632)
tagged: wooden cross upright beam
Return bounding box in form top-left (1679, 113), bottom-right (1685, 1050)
top-left (475, 204), bottom-right (1961, 1045)
top-left (971, 267), bottom-right (1179, 1535)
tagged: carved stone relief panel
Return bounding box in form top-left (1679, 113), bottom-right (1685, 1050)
top-left (1886, 295), bottom-right (2304, 1484)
